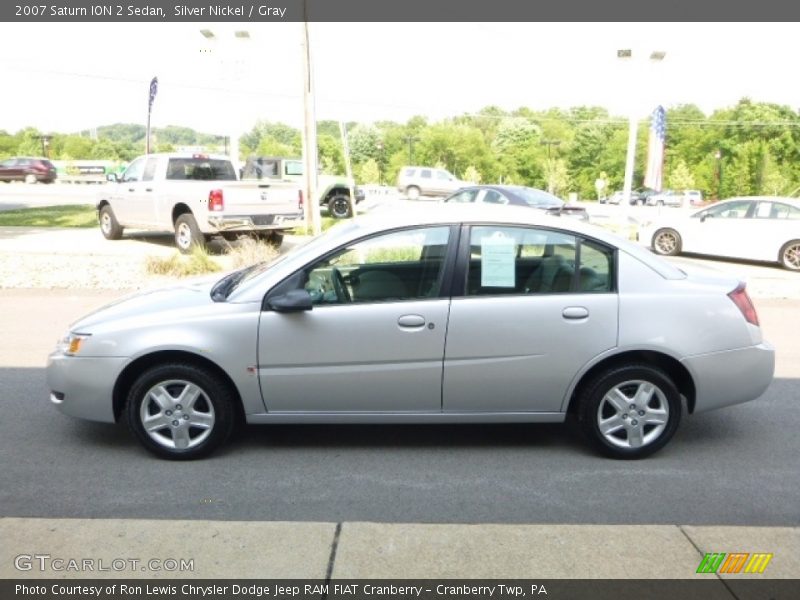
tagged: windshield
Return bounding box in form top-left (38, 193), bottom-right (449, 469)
top-left (211, 221), bottom-right (361, 300)
top-left (514, 188), bottom-right (564, 208)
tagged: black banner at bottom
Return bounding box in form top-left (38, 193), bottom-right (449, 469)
top-left (4, 580), bottom-right (799, 600)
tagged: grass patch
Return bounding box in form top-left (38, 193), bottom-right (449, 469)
top-left (291, 216), bottom-right (339, 235)
top-left (145, 245), bottom-right (222, 277)
top-left (224, 237), bottom-right (280, 269)
top-left (0, 204), bottom-right (97, 228)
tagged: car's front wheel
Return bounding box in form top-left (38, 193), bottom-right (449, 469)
top-left (779, 239), bottom-right (800, 271)
top-left (126, 363), bottom-right (236, 460)
top-left (99, 205), bottom-right (124, 240)
top-left (328, 194), bottom-right (352, 218)
top-left (578, 365), bottom-right (682, 459)
top-left (652, 228), bottom-right (682, 256)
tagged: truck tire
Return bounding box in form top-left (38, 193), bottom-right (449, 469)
top-left (174, 213), bottom-right (206, 254)
top-left (264, 231), bottom-right (284, 248)
top-left (99, 205), bottom-right (124, 240)
top-left (406, 186), bottom-right (421, 200)
top-left (328, 194), bottom-right (353, 218)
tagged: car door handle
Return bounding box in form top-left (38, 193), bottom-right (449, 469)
top-left (397, 314), bottom-right (426, 328)
top-left (562, 306), bottom-right (589, 319)
top-left (128, 188), bottom-right (135, 192)
top-left (145, 188), bottom-right (153, 192)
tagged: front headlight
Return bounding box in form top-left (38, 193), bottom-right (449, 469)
top-left (56, 333), bottom-right (91, 356)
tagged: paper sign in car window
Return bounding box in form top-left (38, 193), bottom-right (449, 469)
top-left (481, 235), bottom-right (516, 287)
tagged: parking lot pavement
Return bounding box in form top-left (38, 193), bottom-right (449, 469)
top-left (1, 518), bottom-right (796, 579)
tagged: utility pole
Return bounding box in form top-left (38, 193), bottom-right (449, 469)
top-left (301, 12), bottom-right (321, 235)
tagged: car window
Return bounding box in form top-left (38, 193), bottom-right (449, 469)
top-left (446, 189), bottom-right (478, 203)
top-left (0, 159), bottom-right (13, 167)
top-left (403, 168), bottom-right (415, 177)
top-left (142, 158), bottom-right (158, 182)
top-left (758, 201), bottom-right (800, 220)
top-left (285, 161), bottom-right (303, 176)
top-left (436, 170), bottom-right (451, 180)
top-left (465, 226), bottom-right (613, 295)
top-left (696, 200), bottom-right (753, 220)
top-left (288, 227), bottom-right (451, 306)
top-left (120, 157), bottom-right (145, 183)
top-left (420, 169), bottom-right (432, 179)
top-left (481, 190), bottom-right (509, 205)
top-left (165, 158), bottom-right (237, 181)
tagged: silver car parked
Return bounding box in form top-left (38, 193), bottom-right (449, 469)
top-left (47, 206), bottom-right (774, 460)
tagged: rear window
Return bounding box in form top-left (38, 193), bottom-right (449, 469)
top-left (166, 158), bottom-right (236, 181)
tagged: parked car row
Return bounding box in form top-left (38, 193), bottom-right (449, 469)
top-left (601, 189), bottom-right (704, 207)
top-left (443, 185), bottom-right (589, 222)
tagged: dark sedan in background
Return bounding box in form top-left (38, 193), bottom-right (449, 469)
top-left (444, 185), bottom-right (589, 221)
top-left (0, 157), bottom-right (57, 184)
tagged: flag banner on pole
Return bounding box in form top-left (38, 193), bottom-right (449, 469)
top-left (644, 105), bottom-right (666, 192)
top-left (148, 76), bottom-right (159, 112)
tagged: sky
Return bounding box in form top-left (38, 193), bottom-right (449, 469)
top-left (0, 22), bottom-right (798, 136)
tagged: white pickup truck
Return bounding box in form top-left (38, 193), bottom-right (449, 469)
top-left (97, 153), bottom-right (303, 252)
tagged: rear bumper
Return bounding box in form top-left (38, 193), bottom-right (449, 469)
top-left (681, 342), bottom-right (775, 413)
top-left (207, 212), bottom-right (304, 231)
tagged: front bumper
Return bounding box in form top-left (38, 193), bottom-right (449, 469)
top-left (46, 353), bottom-right (129, 423)
top-left (681, 342), bottom-right (775, 413)
top-left (207, 212), bottom-right (304, 232)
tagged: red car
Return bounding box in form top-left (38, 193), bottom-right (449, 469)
top-left (0, 157), bottom-right (58, 184)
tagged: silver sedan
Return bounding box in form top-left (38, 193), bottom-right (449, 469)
top-left (47, 205), bottom-right (775, 460)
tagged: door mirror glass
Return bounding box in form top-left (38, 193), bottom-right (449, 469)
top-left (268, 289), bottom-right (313, 312)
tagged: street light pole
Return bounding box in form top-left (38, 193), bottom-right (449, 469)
top-left (301, 15), bottom-right (321, 235)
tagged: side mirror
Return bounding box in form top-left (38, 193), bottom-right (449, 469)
top-left (700, 214), bottom-right (707, 223)
top-left (267, 289), bottom-right (313, 312)
top-left (106, 173), bottom-right (118, 182)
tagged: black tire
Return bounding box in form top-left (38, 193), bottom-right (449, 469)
top-left (98, 204), bottom-right (124, 240)
top-left (652, 228), bottom-right (682, 256)
top-left (174, 213), bottom-right (205, 254)
top-left (577, 364), bottom-right (682, 459)
top-left (328, 194), bottom-right (353, 218)
top-left (264, 230), bottom-right (285, 248)
top-left (126, 363), bottom-right (236, 460)
top-left (406, 185), bottom-right (421, 200)
top-left (779, 239), bottom-right (800, 271)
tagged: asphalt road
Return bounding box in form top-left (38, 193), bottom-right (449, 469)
top-left (1, 290), bottom-right (798, 526)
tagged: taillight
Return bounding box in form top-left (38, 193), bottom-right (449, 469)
top-left (208, 189), bottom-right (224, 212)
top-left (728, 283), bottom-right (759, 326)
top-left (298, 189), bottom-right (304, 210)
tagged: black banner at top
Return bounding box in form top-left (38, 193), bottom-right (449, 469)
top-left (2, 0), bottom-right (800, 22)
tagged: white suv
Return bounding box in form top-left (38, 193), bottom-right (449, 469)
top-left (397, 166), bottom-right (466, 200)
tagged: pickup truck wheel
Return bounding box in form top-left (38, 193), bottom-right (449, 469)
top-left (99, 205), bottom-right (124, 240)
top-left (259, 231), bottom-right (284, 248)
top-left (328, 194), bottom-right (352, 218)
top-left (406, 186), bottom-right (421, 201)
top-left (174, 214), bottom-right (205, 254)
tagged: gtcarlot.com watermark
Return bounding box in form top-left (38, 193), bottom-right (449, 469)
top-left (14, 554), bottom-right (194, 573)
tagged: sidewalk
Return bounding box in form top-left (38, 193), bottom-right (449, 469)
top-left (1, 518), bottom-right (797, 579)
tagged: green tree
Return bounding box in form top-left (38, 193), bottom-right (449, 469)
top-left (667, 160), bottom-right (696, 191)
top-left (359, 159), bottom-right (381, 184)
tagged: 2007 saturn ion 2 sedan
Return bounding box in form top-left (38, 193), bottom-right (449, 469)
top-left (47, 205), bottom-right (775, 460)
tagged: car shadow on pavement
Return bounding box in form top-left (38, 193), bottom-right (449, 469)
top-left (123, 231), bottom-right (256, 256)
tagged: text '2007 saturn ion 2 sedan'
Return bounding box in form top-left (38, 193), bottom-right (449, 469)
top-left (47, 205), bottom-right (775, 460)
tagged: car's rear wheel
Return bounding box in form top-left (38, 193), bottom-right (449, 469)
top-left (24, 174), bottom-right (37, 184)
top-left (652, 228), bottom-right (682, 256)
top-left (578, 365), bottom-right (682, 459)
top-left (174, 213), bottom-right (205, 254)
top-left (779, 240), bottom-right (800, 271)
top-left (328, 194), bottom-right (352, 218)
top-left (126, 363), bottom-right (236, 460)
top-left (262, 230), bottom-right (284, 248)
top-left (406, 186), bottom-right (421, 201)
top-left (99, 205), bottom-right (124, 240)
